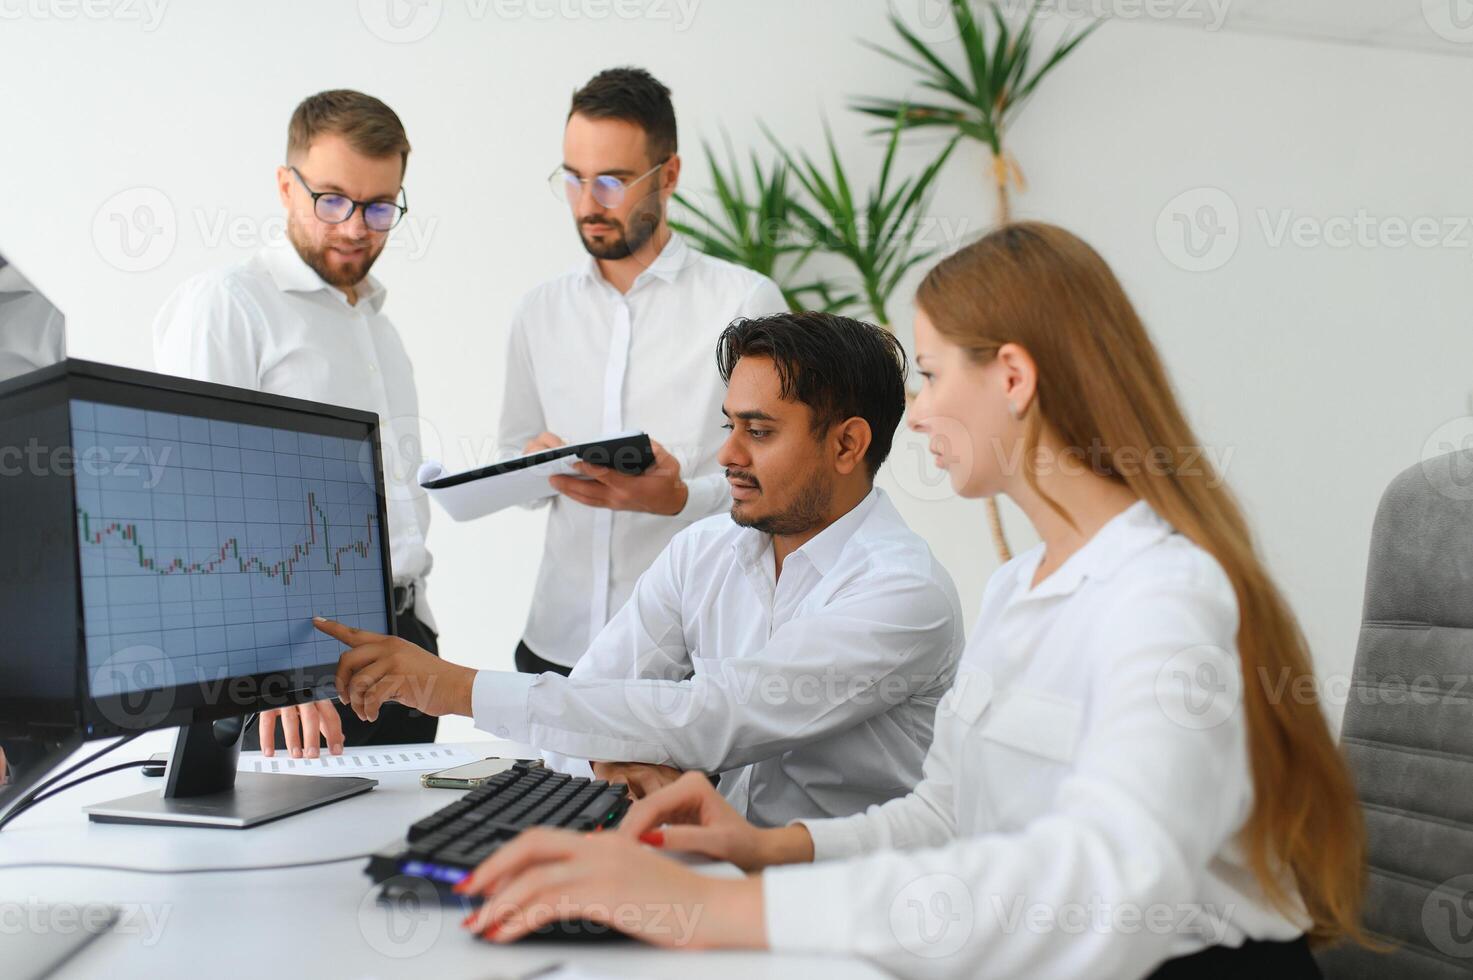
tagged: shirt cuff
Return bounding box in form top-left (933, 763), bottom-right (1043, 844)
top-left (793, 814), bottom-right (872, 862)
top-left (762, 862), bottom-right (853, 955)
top-left (676, 470), bottom-right (728, 522)
top-left (470, 670), bottom-right (537, 741)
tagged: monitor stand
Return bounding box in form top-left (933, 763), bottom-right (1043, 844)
top-left (85, 715), bottom-right (375, 828)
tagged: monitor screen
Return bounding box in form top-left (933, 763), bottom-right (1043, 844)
top-left (71, 398), bottom-right (390, 699)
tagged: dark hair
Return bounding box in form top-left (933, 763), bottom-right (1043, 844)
top-left (287, 90), bottom-right (411, 175)
top-left (717, 312), bottom-right (908, 477)
top-left (568, 67), bottom-right (677, 164)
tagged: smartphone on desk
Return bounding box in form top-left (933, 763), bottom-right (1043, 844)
top-left (420, 757), bottom-right (539, 790)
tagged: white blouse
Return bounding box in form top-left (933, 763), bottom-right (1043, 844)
top-left (763, 501), bottom-right (1307, 979)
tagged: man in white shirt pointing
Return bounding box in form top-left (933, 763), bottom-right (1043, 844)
top-left (499, 66), bottom-right (788, 679)
top-left (313, 312), bottom-right (963, 825)
top-left (153, 90), bottom-right (438, 756)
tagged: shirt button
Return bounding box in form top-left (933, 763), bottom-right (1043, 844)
top-left (369, 364), bottom-right (377, 373)
top-left (494, 726), bottom-right (510, 737)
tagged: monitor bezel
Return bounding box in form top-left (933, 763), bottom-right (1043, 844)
top-left (2, 358), bottom-right (398, 740)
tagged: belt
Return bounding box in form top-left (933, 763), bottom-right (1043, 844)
top-left (392, 581), bottom-right (417, 617)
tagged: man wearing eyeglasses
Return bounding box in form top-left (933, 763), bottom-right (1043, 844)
top-left (152, 89), bottom-right (438, 757)
top-left (502, 68), bottom-right (787, 711)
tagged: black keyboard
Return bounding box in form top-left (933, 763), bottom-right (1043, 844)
top-left (366, 762), bottom-right (631, 890)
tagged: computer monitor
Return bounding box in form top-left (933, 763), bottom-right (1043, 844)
top-left (0, 358), bottom-right (394, 826)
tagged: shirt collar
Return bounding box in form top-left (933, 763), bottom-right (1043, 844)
top-left (260, 237), bottom-right (387, 313)
top-left (1012, 499), bottom-right (1173, 602)
top-left (578, 230), bottom-right (693, 290)
top-left (731, 486), bottom-right (884, 577)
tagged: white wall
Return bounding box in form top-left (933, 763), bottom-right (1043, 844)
top-left (2, 1), bottom-right (1470, 739)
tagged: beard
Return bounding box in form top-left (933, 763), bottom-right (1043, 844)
top-left (577, 190), bottom-right (662, 260)
top-left (287, 218), bottom-right (385, 290)
top-left (730, 466), bottom-right (833, 536)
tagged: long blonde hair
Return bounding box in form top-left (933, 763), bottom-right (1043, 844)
top-left (916, 222), bottom-right (1365, 944)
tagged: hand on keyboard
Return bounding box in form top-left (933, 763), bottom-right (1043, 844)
top-left (313, 617), bottom-right (476, 721)
top-left (454, 827), bottom-right (765, 948)
top-left (616, 771), bottom-right (815, 872)
top-left (590, 761), bottom-right (683, 799)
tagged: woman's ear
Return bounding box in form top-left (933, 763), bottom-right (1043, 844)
top-left (995, 342), bottom-right (1038, 417)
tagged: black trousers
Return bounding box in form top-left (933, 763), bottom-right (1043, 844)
top-left (243, 613), bottom-right (441, 750)
top-left (1146, 935), bottom-right (1321, 978)
top-left (514, 640), bottom-right (573, 677)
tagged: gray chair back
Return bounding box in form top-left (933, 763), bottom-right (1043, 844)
top-left (1318, 449), bottom-right (1473, 977)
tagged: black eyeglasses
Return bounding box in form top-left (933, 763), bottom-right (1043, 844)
top-left (289, 166), bottom-right (408, 232)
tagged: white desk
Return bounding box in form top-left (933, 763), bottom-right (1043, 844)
top-left (0, 730), bottom-right (886, 980)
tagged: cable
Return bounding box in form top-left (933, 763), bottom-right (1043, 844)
top-left (26, 761), bottom-right (155, 807)
top-left (0, 852), bottom-right (375, 875)
top-left (0, 733), bottom-right (141, 832)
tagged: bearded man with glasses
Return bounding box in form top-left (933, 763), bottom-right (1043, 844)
top-left (152, 89), bottom-right (440, 758)
top-left (497, 66), bottom-right (787, 793)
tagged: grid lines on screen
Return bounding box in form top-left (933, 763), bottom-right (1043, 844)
top-left (71, 399), bottom-right (388, 696)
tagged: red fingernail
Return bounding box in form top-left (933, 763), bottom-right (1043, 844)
top-left (639, 830), bottom-right (664, 846)
top-left (481, 922), bottom-right (500, 940)
top-left (461, 912), bottom-right (476, 928)
top-left (451, 877), bottom-right (470, 894)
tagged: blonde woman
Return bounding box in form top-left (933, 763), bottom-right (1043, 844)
top-left (450, 223), bottom-right (1366, 979)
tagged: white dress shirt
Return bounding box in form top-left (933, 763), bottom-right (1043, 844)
top-left (471, 488), bottom-right (964, 826)
top-left (763, 501), bottom-right (1308, 979)
top-left (0, 261), bottom-right (66, 383)
top-left (151, 239), bottom-right (435, 630)
top-left (498, 232), bottom-right (788, 667)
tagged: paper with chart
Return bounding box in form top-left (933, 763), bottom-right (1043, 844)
top-left (238, 743), bottom-right (480, 774)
